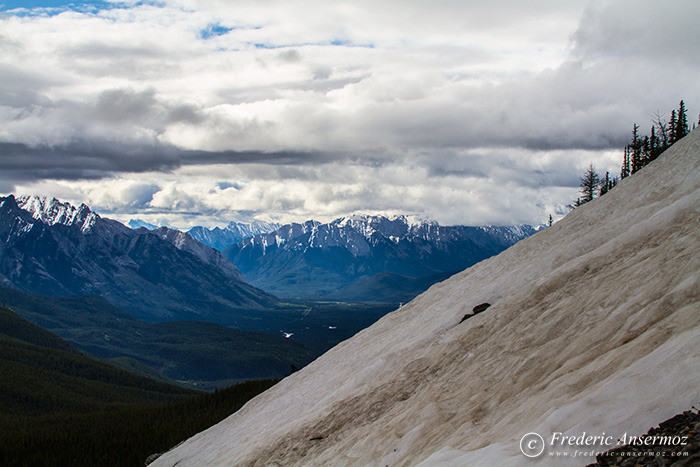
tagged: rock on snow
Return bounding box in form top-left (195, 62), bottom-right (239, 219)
top-left (153, 128), bottom-right (700, 466)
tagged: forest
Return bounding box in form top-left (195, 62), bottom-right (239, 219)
top-left (0, 306), bottom-right (277, 466)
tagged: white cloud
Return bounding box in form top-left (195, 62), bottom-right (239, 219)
top-left (1, 0), bottom-right (699, 226)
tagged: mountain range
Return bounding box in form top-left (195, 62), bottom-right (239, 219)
top-left (188, 220), bottom-right (281, 251)
top-left (223, 215), bottom-right (539, 300)
top-left (0, 195), bottom-right (277, 322)
top-left (153, 123), bottom-right (700, 466)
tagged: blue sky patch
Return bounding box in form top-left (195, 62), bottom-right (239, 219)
top-left (0, 1), bottom-right (160, 14)
top-left (200, 23), bottom-right (233, 40)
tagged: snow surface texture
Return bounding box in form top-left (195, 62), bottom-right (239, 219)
top-left (154, 129), bottom-right (700, 466)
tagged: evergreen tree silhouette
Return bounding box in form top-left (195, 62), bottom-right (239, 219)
top-left (676, 100), bottom-right (689, 140)
top-left (579, 164), bottom-right (600, 203)
top-left (669, 109), bottom-right (677, 144)
top-left (599, 171), bottom-right (611, 196)
top-left (631, 124), bottom-right (643, 174)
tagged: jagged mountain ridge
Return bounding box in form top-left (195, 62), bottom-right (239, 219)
top-left (224, 215), bottom-right (538, 299)
top-left (154, 129), bottom-right (700, 466)
top-left (188, 220), bottom-right (281, 251)
top-left (0, 195), bottom-right (276, 321)
top-left (16, 195), bottom-right (98, 232)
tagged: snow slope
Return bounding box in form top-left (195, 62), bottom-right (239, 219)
top-left (153, 128), bottom-right (700, 466)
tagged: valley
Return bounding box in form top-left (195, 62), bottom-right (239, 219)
top-left (0, 306), bottom-right (275, 465)
top-left (0, 286), bottom-right (317, 388)
top-left (0, 195), bottom-right (529, 387)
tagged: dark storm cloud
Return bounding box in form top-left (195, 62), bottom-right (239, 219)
top-left (0, 141), bottom-right (180, 180)
top-left (0, 140), bottom-right (325, 182)
top-left (179, 148), bottom-right (324, 166)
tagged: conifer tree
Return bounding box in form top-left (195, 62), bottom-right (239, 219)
top-left (621, 146), bottom-right (630, 179)
top-left (599, 171), bottom-right (611, 196)
top-left (630, 124), bottom-right (643, 174)
top-left (649, 126), bottom-right (661, 161)
top-left (669, 109), bottom-right (677, 144)
top-left (676, 100), bottom-right (689, 140)
top-left (618, 100), bottom-right (693, 183)
top-left (579, 163), bottom-right (600, 203)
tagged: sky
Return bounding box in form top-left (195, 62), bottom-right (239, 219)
top-left (0, 0), bottom-right (698, 228)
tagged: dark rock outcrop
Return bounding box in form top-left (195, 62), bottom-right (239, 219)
top-left (460, 302), bottom-right (491, 323)
top-left (588, 409), bottom-right (700, 466)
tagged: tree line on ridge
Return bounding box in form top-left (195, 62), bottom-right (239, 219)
top-left (571, 100), bottom-right (695, 209)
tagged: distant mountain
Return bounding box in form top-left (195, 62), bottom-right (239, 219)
top-left (0, 195), bottom-right (278, 321)
top-left (223, 215), bottom-right (538, 300)
top-left (128, 218), bottom-right (158, 230)
top-left (148, 226), bottom-right (246, 283)
top-left (188, 220), bottom-right (281, 251)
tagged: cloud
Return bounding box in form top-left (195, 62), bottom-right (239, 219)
top-left (571, 0), bottom-right (700, 62)
top-left (1, 0), bottom-right (699, 226)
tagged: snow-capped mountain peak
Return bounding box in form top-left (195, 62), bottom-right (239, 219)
top-left (1, 194), bottom-right (271, 321)
top-left (187, 220), bottom-right (282, 251)
top-left (127, 218), bottom-right (158, 230)
top-left (16, 195), bottom-right (98, 233)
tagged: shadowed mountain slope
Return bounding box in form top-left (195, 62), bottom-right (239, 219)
top-left (0, 196), bottom-right (277, 322)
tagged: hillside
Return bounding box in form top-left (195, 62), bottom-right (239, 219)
top-left (0, 305), bottom-right (74, 353)
top-left (0, 286), bottom-right (317, 388)
top-left (0, 305), bottom-right (197, 416)
top-left (153, 128), bottom-right (700, 465)
top-left (224, 216), bottom-right (537, 299)
top-left (0, 196), bottom-right (277, 322)
top-left (0, 306), bottom-right (280, 465)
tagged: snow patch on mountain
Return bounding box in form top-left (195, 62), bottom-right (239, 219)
top-left (16, 196), bottom-right (97, 233)
top-left (188, 220), bottom-right (281, 251)
top-left (128, 218), bottom-right (158, 230)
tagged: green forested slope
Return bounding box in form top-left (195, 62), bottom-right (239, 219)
top-left (0, 286), bottom-right (317, 387)
top-left (0, 306), bottom-right (277, 466)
